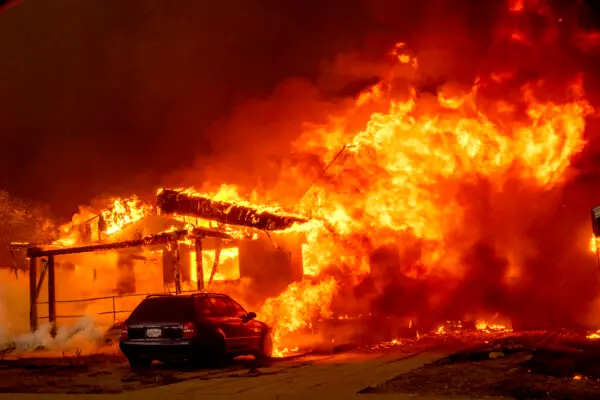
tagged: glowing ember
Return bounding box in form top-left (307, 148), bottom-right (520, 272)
top-left (589, 236), bottom-right (599, 254)
top-left (586, 331), bottom-right (600, 340)
top-left (476, 321), bottom-right (513, 333)
top-left (274, 347), bottom-right (300, 357)
top-left (371, 338), bottom-right (404, 350)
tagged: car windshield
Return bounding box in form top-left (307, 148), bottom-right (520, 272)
top-left (128, 297), bottom-right (194, 322)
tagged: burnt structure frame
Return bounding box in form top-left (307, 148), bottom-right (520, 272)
top-left (11, 228), bottom-right (232, 333)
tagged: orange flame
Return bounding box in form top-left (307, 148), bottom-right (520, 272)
top-left (476, 320), bottom-right (512, 333)
top-left (100, 196), bottom-right (153, 236)
top-left (259, 278), bottom-right (337, 357)
top-left (291, 74), bottom-right (592, 280)
top-left (189, 247), bottom-right (240, 283)
top-left (590, 236), bottom-right (599, 254)
top-left (258, 32), bottom-right (593, 347)
top-left (54, 196), bottom-right (153, 246)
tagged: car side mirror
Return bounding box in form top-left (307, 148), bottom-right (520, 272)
top-left (246, 312), bottom-right (257, 320)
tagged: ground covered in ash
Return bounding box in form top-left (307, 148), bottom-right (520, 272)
top-left (364, 330), bottom-right (600, 399)
top-left (0, 352), bottom-right (270, 394)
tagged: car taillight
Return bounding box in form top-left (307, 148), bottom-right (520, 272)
top-left (119, 323), bottom-right (128, 340)
top-left (182, 322), bottom-right (196, 338)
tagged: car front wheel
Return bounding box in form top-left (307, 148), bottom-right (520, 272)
top-left (255, 332), bottom-right (273, 361)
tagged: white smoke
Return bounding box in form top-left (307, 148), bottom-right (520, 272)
top-left (0, 316), bottom-right (114, 357)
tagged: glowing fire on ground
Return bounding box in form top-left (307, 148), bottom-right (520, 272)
top-left (259, 278), bottom-right (338, 357)
top-left (475, 321), bottom-right (512, 333)
top-left (433, 320), bottom-right (512, 335)
top-left (586, 331), bottom-right (600, 340)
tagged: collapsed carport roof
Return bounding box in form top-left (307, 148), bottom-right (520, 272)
top-left (156, 188), bottom-right (310, 231)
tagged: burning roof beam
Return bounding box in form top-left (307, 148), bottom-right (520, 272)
top-left (156, 189), bottom-right (309, 231)
top-left (21, 228), bottom-right (232, 258)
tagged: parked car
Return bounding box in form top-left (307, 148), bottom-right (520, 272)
top-left (119, 292), bottom-right (272, 368)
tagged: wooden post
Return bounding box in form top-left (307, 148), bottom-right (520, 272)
top-left (47, 255), bottom-right (56, 337)
top-left (170, 243), bottom-right (181, 295)
top-left (195, 239), bottom-right (204, 291)
top-left (29, 257), bottom-right (37, 332)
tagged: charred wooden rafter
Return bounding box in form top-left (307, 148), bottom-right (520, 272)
top-left (22, 228), bottom-right (232, 258)
top-left (156, 189), bottom-right (309, 231)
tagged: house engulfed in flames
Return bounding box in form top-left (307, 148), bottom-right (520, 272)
top-left (10, 186), bottom-right (311, 332)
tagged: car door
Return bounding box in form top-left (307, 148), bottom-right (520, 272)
top-left (224, 297), bottom-right (263, 350)
top-left (193, 296), bottom-right (215, 341)
top-left (206, 296), bottom-right (244, 351)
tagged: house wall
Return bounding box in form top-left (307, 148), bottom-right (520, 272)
top-left (238, 236), bottom-right (303, 299)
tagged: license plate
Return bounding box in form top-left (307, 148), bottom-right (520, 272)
top-left (146, 328), bottom-right (162, 338)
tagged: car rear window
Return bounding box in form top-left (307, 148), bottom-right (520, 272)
top-left (128, 297), bottom-right (194, 322)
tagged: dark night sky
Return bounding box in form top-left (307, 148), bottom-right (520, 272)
top-left (0, 0), bottom-right (384, 217)
top-left (0, 0), bottom-right (598, 219)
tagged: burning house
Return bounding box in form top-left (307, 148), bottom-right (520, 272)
top-left (10, 187), bottom-right (310, 334)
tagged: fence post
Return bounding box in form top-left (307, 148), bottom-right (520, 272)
top-left (112, 296), bottom-right (116, 323)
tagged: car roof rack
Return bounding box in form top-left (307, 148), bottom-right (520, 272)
top-left (190, 292), bottom-right (228, 298)
top-left (143, 292), bottom-right (231, 299)
top-left (145, 293), bottom-right (177, 299)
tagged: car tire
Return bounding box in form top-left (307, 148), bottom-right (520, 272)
top-left (127, 355), bottom-right (152, 370)
top-left (255, 332), bottom-right (273, 361)
top-left (208, 335), bottom-right (228, 367)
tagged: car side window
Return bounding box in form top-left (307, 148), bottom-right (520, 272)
top-left (225, 298), bottom-right (247, 318)
top-left (194, 297), bottom-right (212, 318)
top-left (208, 297), bottom-right (234, 317)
